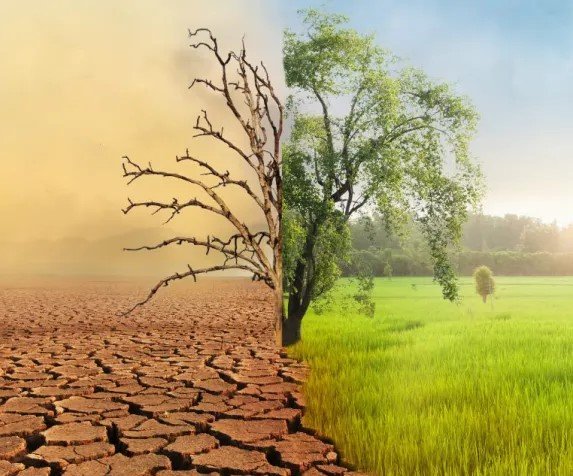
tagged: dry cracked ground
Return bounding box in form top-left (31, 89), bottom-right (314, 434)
top-left (0, 278), bottom-right (363, 476)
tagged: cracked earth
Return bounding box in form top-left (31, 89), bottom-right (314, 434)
top-left (0, 278), bottom-right (362, 476)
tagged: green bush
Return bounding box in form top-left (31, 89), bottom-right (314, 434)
top-left (473, 265), bottom-right (495, 303)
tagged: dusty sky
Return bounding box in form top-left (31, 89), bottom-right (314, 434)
top-left (0, 1), bottom-right (282, 276)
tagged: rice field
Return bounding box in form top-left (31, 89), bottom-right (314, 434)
top-left (289, 277), bottom-right (573, 475)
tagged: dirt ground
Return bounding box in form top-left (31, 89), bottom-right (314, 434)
top-left (0, 278), bottom-right (360, 475)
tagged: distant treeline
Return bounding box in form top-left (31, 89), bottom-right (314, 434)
top-left (344, 214), bottom-right (573, 276)
top-left (342, 249), bottom-right (573, 276)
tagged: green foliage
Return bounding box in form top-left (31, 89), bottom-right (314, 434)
top-left (345, 213), bottom-right (573, 277)
top-left (282, 207), bottom-right (306, 287)
top-left (352, 272), bottom-right (376, 317)
top-left (290, 277), bottom-right (573, 475)
top-left (311, 212), bottom-right (351, 299)
top-left (383, 262), bottom-right (393, 279)
top-left (283, 141), bottom-right (353, 301)
top-left (348, 251), bottom-right (376, 317)
top-left (312, 245), bottom-right (374, 317)
top-left (283, 140), bottom-right (351, 293)
top-left (458, 250), bottom-right (573, 275)
top-left (283, 9), bottom-right (482, 314)
top-left (343, 249), bottom-right (573, 277)
top-left (473, 265), bottom-right (495, 302)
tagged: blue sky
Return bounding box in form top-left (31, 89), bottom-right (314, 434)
top-left (277, 1), bottom-right (573, 224)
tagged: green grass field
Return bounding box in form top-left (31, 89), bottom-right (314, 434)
top-left (289, 277), bottom-right (573, 475)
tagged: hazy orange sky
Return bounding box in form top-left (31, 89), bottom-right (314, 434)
top-left (0, 1), bottom-right (282, 276)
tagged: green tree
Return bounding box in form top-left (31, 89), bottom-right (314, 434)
top-left (383, 262), bottom-right (393, 280)
top-left (473, 265), bottom-right (495, 303)
top-left (282, 9), bottom-right (482, 344)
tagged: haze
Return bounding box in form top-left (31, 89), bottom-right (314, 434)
top-left (1, 1), bottom-right (571, 276)
top-left (0, 1), bottom-right (281, 276)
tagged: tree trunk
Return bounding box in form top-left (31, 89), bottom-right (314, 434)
top-left (282, 290), bottom-right (309, 346)
top-left (274, 221), bottom-right (285, 348)
top-left (274, 284), bottom-right (284, 347)
top-left (282, 311), bottom-right (303, 346)
top-left (282, 224), bottom-right (319, 346)
top-left (283, 258), bottom-right (314, 346)
top-left (287, 284), bottom-right (312, 321)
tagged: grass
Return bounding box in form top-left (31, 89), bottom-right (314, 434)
top-left (289, 277), bottom-right (573, 475)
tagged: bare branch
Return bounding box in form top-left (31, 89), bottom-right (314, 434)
top-left (123, 235), bottom-right (266, 272)
top-left (176, 149), bottom-right (265, 210)
top-left (122, 156), bottom-right (259, 241)
top-left (119, 263), bottom-right (270, 316)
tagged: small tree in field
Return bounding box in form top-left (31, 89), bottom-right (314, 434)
top-left (383, 262), bottom-right (393, 280)
top-left (473, 266), bottom-right (495, 303)
top-left (121, 29), bottom-right (284, 345)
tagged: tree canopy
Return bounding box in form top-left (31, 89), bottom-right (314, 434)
top-left (473, 265), bottom-right (495, 303)
top-left (283, 9), bottom-right (483, 342)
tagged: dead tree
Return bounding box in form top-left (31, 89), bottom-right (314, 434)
top-left (121, 28), bottom-right (284, 345)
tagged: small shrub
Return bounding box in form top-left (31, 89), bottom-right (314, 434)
top-left (473, 265), bottom-right (495, 303)
top-left (383, 262), bottom-right (393, 280)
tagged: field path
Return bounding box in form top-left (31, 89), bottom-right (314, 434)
top-left (0, 279), bottom-right (360, 476)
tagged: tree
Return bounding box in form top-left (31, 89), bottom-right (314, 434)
top-left (282, 9), bottom-right (482, 344)
top-left (121, 28), bottom-right (284, 345)
top-left (383, 262), bottom-right (393, 280)
top-left (473, 265), bottom-right (495, 303)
